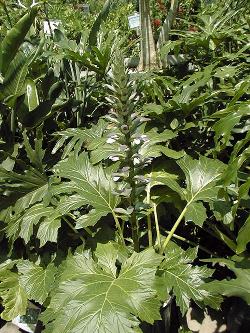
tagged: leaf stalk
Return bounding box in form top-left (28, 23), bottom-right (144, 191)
top-left (146, 183), bottom-right (153, 247)
top-left (112, 213), bottom-right (126, 247)
top-left (160, 204), bottom-right (188, 255)
top-left (153, 203), bottom-right (161, 252)
top-left (63, 217), bottom-right (85, 244)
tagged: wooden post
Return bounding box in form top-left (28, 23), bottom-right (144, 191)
top-left (138, 0), bottom-right (158, 71)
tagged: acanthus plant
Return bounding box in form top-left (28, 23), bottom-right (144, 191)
top-left (0, 3), bottom-right (250, 333)
top-left (0, 51), bottom-right (234, 332)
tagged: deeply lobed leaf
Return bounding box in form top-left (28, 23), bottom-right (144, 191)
top-left (41, 243), bottom-right (164, 333)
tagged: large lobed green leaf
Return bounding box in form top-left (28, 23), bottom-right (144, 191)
top-left (53, 152), bottom-right (120, 228)
top-left (1, 167), bottom-right (49, 243)
top-left (52, 119), bottom-right (106, 159)
top-left (17, 261), bottom-right (57, 304)
top-left (3, 152), bottom-right (121, 246)
top-left (177, 155), bottom-right (225, 203)
top-left (16, 203), bottom-right (61, 246)
top-left (0, 260), bottom-right (56, 321)
top-left (0, 267), bottom-right (27, 321)
top-left (203, 257), bottom-right (250, 305)
top-left (41, 243), bottom-right (164, 333)
top-left (160, 243), bottom-right (220, 315)
top-left (150, 155), bottom-right (225, 227)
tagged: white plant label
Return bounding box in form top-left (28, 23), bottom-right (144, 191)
top-left (128, 13), bottom-right (140, 29)
top-left (83, 4), bottom-right (90, 13)
top-left (43, 20), bottom-right (62, 35)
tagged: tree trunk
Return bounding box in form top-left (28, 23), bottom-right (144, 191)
top-left (138, 0), bottom-right (158, 71)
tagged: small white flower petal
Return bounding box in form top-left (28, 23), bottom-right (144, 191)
top-left (133, 138), bottom-right (141, 145)
top-left (109, 156), bottom-right (120, 162)
top-left (106, 138), bottom-right (116, 144)
top-left (133, 157), bottom-right (140, 165)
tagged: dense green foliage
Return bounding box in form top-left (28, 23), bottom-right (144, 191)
top-left (0, 0), bottom-right (249, 332)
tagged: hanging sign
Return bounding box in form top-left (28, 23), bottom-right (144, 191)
top-left (128, 12), bottom-right (140, 29)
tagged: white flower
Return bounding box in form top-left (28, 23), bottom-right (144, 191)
top-left (113, 176), bottom-right (120, 182)
top-left (133, 157), bottom-right (140, 165)
top-left (141, 135), bottom-right (149, 143)
top-left (106, 138), bottom-right (116, 144)
top-left (119, 145), bottom-right (128, 152)
top-left (106, 134), bottom-right (119, 144)
top-left (109, 156), bottom-right (120, 162)
top-left (133, 138), bottom-right (141, 145)
top-left (132, 135), bottom-right (149, 146)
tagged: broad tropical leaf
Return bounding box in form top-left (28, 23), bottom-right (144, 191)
top-left (17, 203), bottom-right (61, 245)
top-left (203, 257), bottom-right (250, 305)
top-left (17, 261), bottom-right (57, 304)
top-left (88, 0), bottom-right (111, 47)
top-left (0, 259), bottom-right (57, 321)
top-left (185, 202), bottom-right (207, 227)
top-left (0, 261), bottom-right (27, 321)
top-left (52, 119), bottom-right (106, 158)
top-left (150, 155), bottom-right (225, 226)
top-left (0, 167), bottom-right (47, 195)
top-left (41, 243), bottom-right (164, 333)
top-left (0, 167), bottom-right (51, 245)
top-left (169, 65), bottom-right (214, 113)
top-left (212, 101), bottom-right (250, 149)
top-left (1, 51), bottom-right (32, 100)
top-left (160, 243), bottom-right (218, 315)
top-left (139, 128), bottom-right (177, 159)
top-left (177, 155), bottom-right (225, 202)
top-left (236, 215), bottom-right (250, 254)
top-left (53, 152), bottom-right (120, 226)
top-left (0, 167), bottom-right (49, 245)
top-left (1, 38), bottom-right (42, 103)
top-left (0, 8), bottom-right (37, 75)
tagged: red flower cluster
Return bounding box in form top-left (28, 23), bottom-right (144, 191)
top-left (153, 18), bottom-right (161, 27)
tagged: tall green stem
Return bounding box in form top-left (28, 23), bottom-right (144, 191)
top-left (160, 205), bottom-right (188, 255)
top-left (126, 137), bottom-right (140, 252)
top-left (129, 167), bottom-right (140, 252)
top-left (69, 61), bottom-right (81, 126)
top-left (75, 62), bottom-right (83, 125)
top-left (146, 183), bottom-right (153, 247)
top-left (10, 109), bottom-right (16, 144)
top-left (62, 60), bottom-right (70, 99)
top-left (63, 217), bottom-right (85, 243)
top-left (162, 228), bottom-right (215, 256)
top-left (112, 213), bottom-right (126, 247)
top-left (153, 203), bottom-right (161, 252)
